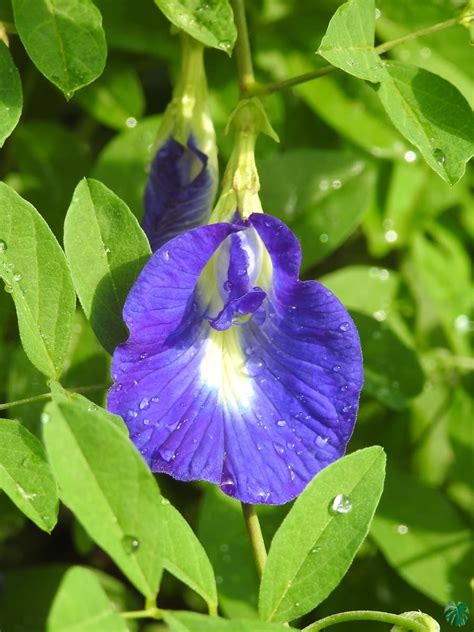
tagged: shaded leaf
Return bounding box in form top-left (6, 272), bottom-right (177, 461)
top-left (259, 447), bottom-right (386, 622)
top-left (318, 0), bottom-right (385, 82)
top-left (259, 149), bottom-right (375, 269)
top-left (352, 311), bottom-right (424, 410)
top-left (64, 178), bottom-right (151, 353)
top-left (0, 183), bottom-right (76, 378)
top-left (154, 0), bottom-right (236, 54)
top-left (43, 398), bottom-right (163, 599)
top-left (371, 467), bottom-right (472, 605)
top-left (378, 62), bottom-right (474, 184)
top-left (12, 0), bottom-right (107, 96)
top-left (0, 418), bottom-right (58, 532)
top-left (163, 611), bottom-right (289, 632)
top-left (74, 61), bottom-right (145, 130)
top-left (0, 42), bottom-right (22, 146)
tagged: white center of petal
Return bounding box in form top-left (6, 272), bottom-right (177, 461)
top-left (200, 327), bottom-right (253, 407)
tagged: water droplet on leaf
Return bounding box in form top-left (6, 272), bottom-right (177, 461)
top-left (0, 240), bottom-right (7, 253)
top-left (331, 493), bottom-right (352, 514)
top-left (122, 535), bottom-right (140, 554)
top-left (433, 148), bottom-right (446, 165)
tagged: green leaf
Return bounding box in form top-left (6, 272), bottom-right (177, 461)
top-left (321, 265), bottom-right (400, 319)
top-left (74, 61), bottom-right (145, 130)
top-left (259, 446), bottom-right (386, 622)
top-left (163, 611), bottom-right (289, 632)
top-left (378, 62), bottom-right (474, 184)
top-left (154, 0), bottom-right (236, 54)
top-left (161, 501), bottom-right (218, 615)
top-left (0, 419), bottom-right (58, 532)
top-left (371, 467), bottom-right (472, 605)
top-left (12, 0), bottom-right (107, 97)
top-left (0, 183), bottom-right (76, 378)
top-left (318, 0), bottom-right (385, 82)
top-left (43, 398), bottom-right (164, 599)
top-left (47, 566), bottom-right (128, 631)
top-left (64, 178), bottom-right (151, 353)
top-left (92, 116), bottom-right (161, 218)
top-left (259, 150), bottom-right (375, 269)
top-left (352, 311), bottom-right (424, 409)
top-left (0, 42), bottom-right (22, 146)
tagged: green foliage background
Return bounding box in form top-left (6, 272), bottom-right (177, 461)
top-left (0, 0), bottom-right (472, 630)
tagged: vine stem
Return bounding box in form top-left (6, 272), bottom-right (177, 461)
top-left (245, 16), bottom-right (462, 97)
top-left (231, 0), bottom-right (255, 94)
top-left (302, 610), bottom-right (428, 632)
top-left (241, 503), bottom-right (267, 577)
top-left (121, 607), bottom-right (161, 620)
top-left (0, 384), bottom-right (110, 411)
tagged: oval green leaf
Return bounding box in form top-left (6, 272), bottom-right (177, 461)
top-left (0, 418), bottom-right (58, 532)
top-left (64, 178), bottom-right (151, 354)
top-left (0, 183), bottom-right (76, 378)
top-left (154, 0), bottom-right (236, 54)
top-left (12, 0), bottom-right (107, 97)
top-left (259, 446), bottom-right (386, 623)
top-left (0, 42), bottom-right (22, 146)
top-left (318, 0), bottom-right (386, 82)
top-left (43, 398), bottom-right (164, 599)
top-left (378, 62), bottom-right (474, 185)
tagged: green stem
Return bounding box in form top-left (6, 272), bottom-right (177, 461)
top-left (245, 16), bottom-right (461, 97)
top-left (231, 0), bottom-right (255, 94)
top-left (0, 383), bottom-right (110, 411)
top-left (303, 610), bottom-right (427, 632)
top-left (241, 503), bottom-right (267, 577)
top-left (121, 607), bottom-right (162, 620)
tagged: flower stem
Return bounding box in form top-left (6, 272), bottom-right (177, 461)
top-left (241, 503), bottom-right (267, 577)
top-left (0, 383), bottom-right (110, 411)
top-left (231, 0), bottom-right (256, 94)
top-left (303, 610), bottom-right (428, 632)
top-left (245, 16), bottom-right (462, 97)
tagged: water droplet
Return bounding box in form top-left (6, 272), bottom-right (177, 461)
top-left (339, 322), bottom-right (350, 332)
top-left (342, 404), bottom-right (352, 414)
top-left (375, 7), bottom-right (381, 19)
top-left (274, 443), bottom-right (285, 455)
top-left (13, 273), bottom-right (22, 282)
top-left (221, 478), bottom-right (235, 493)
top-left (312, 546), bottom-right (321, 554)
top-left (161, 448), bottom-right (176, 462)
top-left (319, 179), bottom-right (329, 191)
top-left (41, 412), bottom-right (50, 425)
top-left (143, 418), bottom-right (150, 426)
top-left (373, 309), bottom-right (387, 321)
top-left (433, 148), bottom-right (446, 165)
top-left (384, 229), bottom-right (398, 243)
top-left (276, 419), bottom-right (287, 427)
top-left (160, 497), bottom-right (170, 505)
top-left (139, 397), bottom-right (150, 410)
top-left (332, 365), bottom-right (341, 373)
top-left (16, 484), bottom-right (37, 501)
top-left (219, 543), bottom-right (229, 553)
top-left (122, 535), bottom-right (140, 554)
top-left (319, 233), bottom-right (329, 243)
top-left (151, 396), bottom-right (160, 403)
top-left (216, 575), bottom-right (224, 585)
top-left (162, 250), bottom-right (170, 262)
top-left (331, 493), bottom-right (352, 514)
top-left (0, 240), bottom-right (7, 253)
top-left (125, 117), bottom-right (137, 128)
top-left (115, 383), bottom-right (123, 392)
top-left (315, 436), bottom-right (328, 447)
top-left (128, 409), bottom-right (138, 418)
top-left (403, 150), bottom-right (417, 163)
top-left (444, 601), bottom-right (469, 627)
top-left (87, 403), bottom-right (97, 412)
top-left (245, 356), bottom-right (266, 376)
top-left (397, 524), bottom-right (408, 535)
top-left (223, 279), bottom-right (232, 292)
top-left (331, 179), bottom-right (342, 189)
top-left (288, 304), bottom-right (296, 312)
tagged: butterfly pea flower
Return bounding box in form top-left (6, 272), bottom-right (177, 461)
top-left (142, 34), bottom-right (218, 251)
top-left (108, 100), bottom-right (363, 505)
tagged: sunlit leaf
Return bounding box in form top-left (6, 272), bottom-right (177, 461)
top-left (0, 42), bottom-right (22, 146)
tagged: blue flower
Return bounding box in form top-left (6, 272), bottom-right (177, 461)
top-left (107, 213), bottom-right (363, 505)
top-left (142, 35), bottom-right (217, 251)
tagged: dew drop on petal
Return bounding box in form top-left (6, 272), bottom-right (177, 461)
top-left (122, 535), bottom-right (140, 554)
top-left (315, 436), bottom-right (328, 447)
top-left (276, 419), bottom-right (287, 427)
top-left (332, 365), bottom-right (341, 373)
top-left (339, 322), bottom-right (350, 332)
top-left (331, 493), bottom-right (352, 514)
top-left (139, 397), bottom-right (150, 410)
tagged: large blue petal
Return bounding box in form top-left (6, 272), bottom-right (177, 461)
top-left (142, 136), bottom-right (216, 251)
top-left (108, 216), bottom-right (363, 504)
